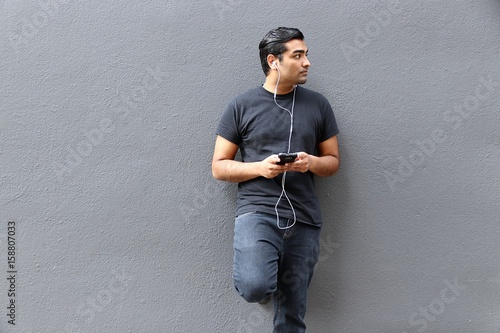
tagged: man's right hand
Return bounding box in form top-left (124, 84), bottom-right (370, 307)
top-left (259, 155), bottom-right (290, 179)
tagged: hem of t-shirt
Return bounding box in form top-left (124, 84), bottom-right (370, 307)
top-left (215, 131), bottom-right (240, 146)
top-left (235, 207), bottom-right (322, 228)
top-left (321, 130), bottom-right (340, 143)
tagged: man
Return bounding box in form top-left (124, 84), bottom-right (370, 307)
top-left (212, 27), bottom-right (340, 332)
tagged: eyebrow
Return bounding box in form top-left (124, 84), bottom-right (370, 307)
top-left (292, 49), bottom-right (308, 55)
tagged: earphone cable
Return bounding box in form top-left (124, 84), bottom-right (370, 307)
top-left (273, 64), bottom-right (297, 230)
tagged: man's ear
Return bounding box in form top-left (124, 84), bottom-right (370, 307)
top-left (267, 54), bottom-right (277, 69)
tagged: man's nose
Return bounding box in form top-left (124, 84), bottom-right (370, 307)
top-left (303, 56), bottom-right (311, 67)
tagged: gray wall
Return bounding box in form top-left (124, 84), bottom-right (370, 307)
top-left (1, 1), bottom-right (499, 332)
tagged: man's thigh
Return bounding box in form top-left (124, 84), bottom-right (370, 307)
top-left (232, 212), bottom-right (283, 302)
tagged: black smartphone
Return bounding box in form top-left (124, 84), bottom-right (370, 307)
top-left (276, 153), bottom-right (298, 165)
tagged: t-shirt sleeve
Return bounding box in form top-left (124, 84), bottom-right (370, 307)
top-left (319, 96), bottom-right (339, 142)
top-left (216, 99), bottom-right (242, 145)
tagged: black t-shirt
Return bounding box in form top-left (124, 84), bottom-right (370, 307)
top-left (216, 85), bottom-right (339, 226)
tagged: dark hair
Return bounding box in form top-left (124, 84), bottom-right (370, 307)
top-left (259, 27), bottom-right (305, 76)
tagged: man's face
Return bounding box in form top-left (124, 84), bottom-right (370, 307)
top-left (276, 39), bottom-right (311, 85)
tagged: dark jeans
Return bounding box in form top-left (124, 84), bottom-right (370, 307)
top-left (233, 212), bottom-right (321, 332)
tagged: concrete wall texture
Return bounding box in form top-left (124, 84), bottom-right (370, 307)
top-left (1, 0), bottom-right (499, 332)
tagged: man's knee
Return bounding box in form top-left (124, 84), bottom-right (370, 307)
top-left (234, 276), bottom-right (275, 303)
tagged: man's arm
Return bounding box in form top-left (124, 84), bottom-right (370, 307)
top-left (287, 135), bottom-right (340, 177)
top-left (211, 135), bottom-right (289, 182)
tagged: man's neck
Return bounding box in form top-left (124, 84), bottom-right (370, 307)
top-left (262, 80), bottom-right (295, 95)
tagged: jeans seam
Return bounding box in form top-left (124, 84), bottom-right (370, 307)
top-left (235, 211), bottom-right (257, 220)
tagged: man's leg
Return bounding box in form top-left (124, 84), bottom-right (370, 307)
top-left (233, 212), bottom-right (282, 303)
top-left (273, 222), bottom-right (320, 333)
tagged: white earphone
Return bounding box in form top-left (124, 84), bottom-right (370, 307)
top-left (270, 58), bottom-right (297, 230)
